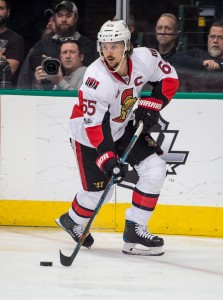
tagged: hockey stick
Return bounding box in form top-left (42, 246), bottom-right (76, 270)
top-left (59, 121), bottom-right (144, 266)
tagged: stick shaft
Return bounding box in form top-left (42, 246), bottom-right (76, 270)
top-left (60, 121), bottom-right (143, 266)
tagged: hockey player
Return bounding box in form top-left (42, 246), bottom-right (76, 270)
top-left (56, 20), bottom-right (179, 255)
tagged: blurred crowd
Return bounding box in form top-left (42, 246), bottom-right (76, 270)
top-left (0, 0), bottom-right (223, 92)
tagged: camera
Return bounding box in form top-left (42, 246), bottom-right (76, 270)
top-left (41, 58), bottom-right (61, 75)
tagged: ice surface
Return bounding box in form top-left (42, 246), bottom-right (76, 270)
top-left (0, 227), bottom-right (223, 300)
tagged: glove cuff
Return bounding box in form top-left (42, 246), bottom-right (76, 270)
top-left (138, 97), bottom-right (163, 111)
top-left (96, 151), bottom-right (116, 171)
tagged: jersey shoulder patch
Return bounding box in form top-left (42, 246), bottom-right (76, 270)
top-left (85, 77), bottom-right (100, 89)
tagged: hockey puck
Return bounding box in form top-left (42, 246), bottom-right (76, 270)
top-left (40, 261), bottom-right (53, 267)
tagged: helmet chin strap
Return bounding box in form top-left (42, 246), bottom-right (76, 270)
top-left (108, 51), bottom-right (126, 73)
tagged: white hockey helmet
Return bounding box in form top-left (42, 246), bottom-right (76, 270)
top-left (97, 20), bottom-right (131, 53)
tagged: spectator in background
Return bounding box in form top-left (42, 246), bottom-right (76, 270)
top-left (128, 15), bottom-right (139, 48)
top-left (155, 13), bottom-right (179, 62)
top-left (28, 1), bottom-right (95, 89)
top-left (17, 9), bottom-right (56, 89)
top-left (143, 13), bottom-right (179, 92)
top-left (172, 20), bottom-right (223, 92)
top-left (41, 9), bottom-right (56, 38)
top-left (34, 39), bottom-right (86, 90)
top-left (0, 0), bottom-right (24, 87)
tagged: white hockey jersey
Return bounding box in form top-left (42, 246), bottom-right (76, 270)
top-left (68, 47), bottom-right (179, 151)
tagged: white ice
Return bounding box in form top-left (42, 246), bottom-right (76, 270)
top-left (0, 227), bottom-right (223, 300)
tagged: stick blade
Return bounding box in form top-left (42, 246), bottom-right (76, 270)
top-left (59, 250), bottom-right (73, 267)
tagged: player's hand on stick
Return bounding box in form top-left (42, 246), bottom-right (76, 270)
top-left (134, 97), bottom-right (162, 130)
top-left (96, 151), bottom-right (126, 182)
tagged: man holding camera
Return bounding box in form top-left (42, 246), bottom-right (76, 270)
top-left (24, 1), bottom-right (95, 89)
top-left (34, 39), bottom-right (86, 90)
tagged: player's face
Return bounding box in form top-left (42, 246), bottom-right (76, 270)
top-left (156, 16), bottom-right (178, 46)
top-left (208, 26), bottom-right (223, 58)
top-left (101, 42), bottom-right (125, 69)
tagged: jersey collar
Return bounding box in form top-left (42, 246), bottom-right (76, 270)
top-left (105, 58), bottom-right (133, 85)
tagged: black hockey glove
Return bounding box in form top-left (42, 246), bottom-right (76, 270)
top-left (96, 151), bottom-right (126, 182)
top-left (134, 97), bottom-right (163, 130)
